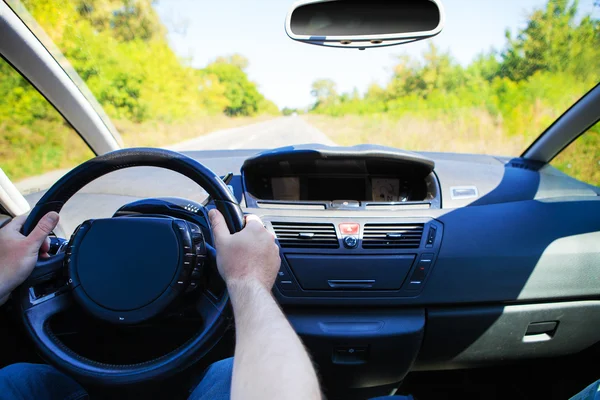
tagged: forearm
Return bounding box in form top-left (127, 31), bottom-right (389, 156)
top-left (228, 279), bottom-right (321, 400)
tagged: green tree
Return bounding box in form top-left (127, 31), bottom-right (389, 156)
top-left (311, 79), bottom-right (338, 108)
top-left (204, 62), bottom-right (262, 116)
top-left (282, 107), bottom-right (297, 116)
top-left (75, 0), bottom-right (166, 42)
top-left (1, 0), bottom-right (280, 181)
top-left (306, 0), bottom-right (599, 185)
top-left (14, 0), bottom-right (277, 121)
top-left (500, 0), bottom-right (600, 81)
top-left (214, 54), bottom-right (250, 71)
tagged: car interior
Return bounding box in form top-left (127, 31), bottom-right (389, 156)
top-left (0, 0), bottom-right (599, 399)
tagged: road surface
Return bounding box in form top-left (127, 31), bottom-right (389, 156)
top-left (15, 116), bottom-right (334, 194)
top-left (14, 116), bottom-right (336, 235)
top-left (168, 116), bottom-right (335, 151)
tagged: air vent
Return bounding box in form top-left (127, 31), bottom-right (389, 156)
top-left (362, 223), bottom-right (424, 249)
top-left (507, 158), bottom-right (544, 171)
top-left (509, 161), bottom-right (535, 170)
top-left (271, 222), bottom-right (339, 249)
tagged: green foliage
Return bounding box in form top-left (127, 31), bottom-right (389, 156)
top-left (310, 79), bottom-right (338, 109)
top-left (204, 58), bottom-right (278, 116)
top-left (1, 0), bottom-right (278, 182)
top-left (551, 124), bottom-right (600, 186)
top-left (282, 107), bottom-right (300, 116)
top-left (214, 54), bottom-right (250, 71)
top-left (310, 0), bottom-right (599, 184)
top-left (5, 1), bottom-right (278, 122)
top-left (0, 59), bottom-right (93, 180)
top-left (499, 0), bottom-right (599, 81)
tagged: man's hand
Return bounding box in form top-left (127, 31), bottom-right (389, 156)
top-left (208, 209), bottom-right (322, 400)
top-left (0, 212), bottom-right (60, 305)
top-left (208, 209), bottom-right (280, 290)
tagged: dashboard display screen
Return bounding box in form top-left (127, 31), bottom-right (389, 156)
top-left (371, 178), bottom-right (401, 202)
top-left (271, 177), bottom-right (300, 201)
top-left (305, 177), bottom-right (365, 201)
top-left (271, 177), bottom-right (408, 202)
top-left (247, 157), bottom-right (430, 203)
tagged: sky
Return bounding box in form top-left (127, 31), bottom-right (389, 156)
top-left (154, 0), bottom-right (598, 110)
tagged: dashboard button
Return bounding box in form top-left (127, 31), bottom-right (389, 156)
top-left (277, 279), bottom-right (299, 292)
top-left (339, 223), bottom-right (360, 235)
top-left (343, 236), bottom-right (359, 249)
top-left (407, 253), bottom-right (434, 288)
top-left (411, 265), bottom-right (427, 283)
top-left (277, 267), bottom-right (289, 280)
top-left (426, 226), bottom-right (437, 247)
top-left (331, 200), bottom-right (360, 208)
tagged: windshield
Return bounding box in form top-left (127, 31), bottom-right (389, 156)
top-left (2, 0), bottom-right (599, 190)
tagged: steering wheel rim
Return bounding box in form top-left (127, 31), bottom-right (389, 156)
top-left (19, 148), bottom-right (244, 385)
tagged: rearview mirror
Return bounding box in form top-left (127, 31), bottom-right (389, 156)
top-left (285, 0), bottom-right (445, 49)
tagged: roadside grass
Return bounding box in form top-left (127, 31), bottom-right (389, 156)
top-left (303, 112), bottom-right (532, 157)
top-left (2, 115), bottom-right (275, 183)
top-left (304, 113), bottom-right (599, 186)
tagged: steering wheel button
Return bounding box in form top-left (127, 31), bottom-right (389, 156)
top-left (191, 268), bottom-right (202, 279)
top-left (195, 242), bottom-right (206, 255)
top-left (187, 222), bottom-right (203, 242)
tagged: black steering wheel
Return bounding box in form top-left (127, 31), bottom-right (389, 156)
top-left (18, 148), bottom-right (244, 385)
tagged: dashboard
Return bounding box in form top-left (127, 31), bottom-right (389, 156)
top-left (241, 145), bottom-right (600, 388)
top-left (22, 144), bottom-right (600, 393)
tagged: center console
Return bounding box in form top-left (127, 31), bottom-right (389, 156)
top-left (241, 146), bottom-right (443, 395)
top-left (241, 146), bottom-right (443, 305)
top-left (266, 216), bottom-right (443, 304)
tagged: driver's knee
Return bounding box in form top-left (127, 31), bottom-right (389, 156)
top-left (189, 357), bottom-right (234, 400)
top-left (0, 363), bottom-right (88, 400)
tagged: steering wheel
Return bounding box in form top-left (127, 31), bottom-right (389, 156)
top-left (18, 148), bottom-right (244, 385)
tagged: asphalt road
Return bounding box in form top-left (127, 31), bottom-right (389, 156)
top-left (16, 116), bottom-right (336, 235)
top-left (17, 116), bottom-right (335, 195)
top-left (168, 116), bottom-right (335, 151)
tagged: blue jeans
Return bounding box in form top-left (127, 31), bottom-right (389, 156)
top-left (188, 357), bottom-right (233, 400)
top-left (0, 358), bottom-right (414, 400)
top-left (0, 359), bottom-right (414, 400)
top-left (10, 360), bottom-right (600, 400)
top-left (0, 363), bottom-right (88, 400)
top-left (0, 359), bottom-right (233, 400)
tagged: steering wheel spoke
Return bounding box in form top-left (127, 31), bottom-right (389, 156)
top-left (22, 251), bottom-right (72, 312)
top-left (22, 287), bottom-right (72, 319)
top-left (25, 252), bottom-right (68, 286)
top-left (19, 282), bottom-right (74, 353)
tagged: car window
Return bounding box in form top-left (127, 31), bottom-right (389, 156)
top-left (5, 0), bottom-right (600, 160)
top-left (0, 57), bottom-right (94, 195)
top-left (550, 122), bottom-right (599, 187)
